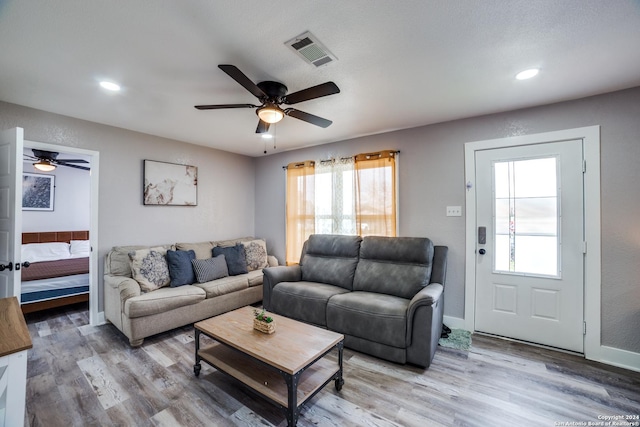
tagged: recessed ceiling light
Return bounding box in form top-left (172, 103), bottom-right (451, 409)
top-left (99, 81), bottom-right (121, 91)
top-left (515, 68), bottom-right (540, 80)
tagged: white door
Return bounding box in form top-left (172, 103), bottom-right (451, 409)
top-left (0, 128), bottom-right (24, 299)
top-left (475, 139), bottom-right (585, 353)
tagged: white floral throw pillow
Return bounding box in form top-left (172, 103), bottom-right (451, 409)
top-left (242, 239), bottom-right (268, 271)
top-left (129, 247), bottom-right (171, 292)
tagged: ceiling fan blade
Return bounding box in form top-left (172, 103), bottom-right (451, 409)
top-left (33, 149), bottom-right (58, 160)
top-left (283, 82), bottom-right (340, 105)
top-left (218, 65), bottom-right (266, 99)
top-left (57, 163), bottom-right (90, 171)
top-left (255, 120), bottom-right (270, 134)
top-left (195, 103), bottom-right (258, 110)
top-left (57, 159), bottom-right (88, 163)
top-left (285, 108), bottom-right (333, 128)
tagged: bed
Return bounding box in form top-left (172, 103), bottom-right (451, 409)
top-left (20, 231), bottom-right (90, 314)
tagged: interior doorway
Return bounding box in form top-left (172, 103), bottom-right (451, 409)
top-left (23, 140), bottom-right (100, 325)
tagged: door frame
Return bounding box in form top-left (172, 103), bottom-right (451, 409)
top-left (463, 126), bottom-right (601, 360)
top-left (24, 140), bottom-right (100, 326)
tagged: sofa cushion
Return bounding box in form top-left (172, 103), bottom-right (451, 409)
top-left (175, 241), bottom-right (215, 260)
top-left (129, 247), bottom-right (171, 292)
top-left (243, 239), bottom-right (268, 271)
top-left (215, 236), bottom-right (255, 248)
top-left (105, 245), bottom-right (156, 277)
top-left (166, 249), bottom-right (196, 287)
top-left (247, 269), bottom-right (264, 287)
top-left (124, 285), bottom-right (206, 318)
top-left (300, 234), bottom-right (362, 290)
top-left (353, 236), bottom-right (434, 299)
top-left (271, 281), bottom-right (350, 326)
top-left (327, 291), bottom-right (410, 348)
top-left (192, 255), bottom-right (229, 283)
top-left (213, 244), bottom-right (248, 276)
top-left (193, 275), bottom-right (248, 298)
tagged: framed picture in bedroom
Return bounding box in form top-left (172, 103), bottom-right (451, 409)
top-left (143, 160), bottom-right (198, 206)
top-left (22, 173), bottom-right (55, 211)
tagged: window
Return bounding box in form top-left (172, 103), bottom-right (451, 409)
top-left (285, 151), bottom-right (397, 265)
top-left (494, 156), bottom-right (559, 276)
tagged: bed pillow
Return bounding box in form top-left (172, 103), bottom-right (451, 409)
top-left (128, 247), bottom-right (171, 292)
top-left (70, 240), bottom-right (91, 258)
top-left (166, 249), bottom-right (196, 287)
top-left (212, 244), bottom-right (248, 276)
top-left (242, 239), bottom-right (268, 271)
top-left (21, 242), bottom-right (71, 263)
top-left (191, 255), bottom-right (229, 283)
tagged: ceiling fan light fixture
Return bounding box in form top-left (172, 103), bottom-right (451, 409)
top-left (33, 160), bottom-right (56, 172)
top-left (257, 106), bottom-right (284, 124)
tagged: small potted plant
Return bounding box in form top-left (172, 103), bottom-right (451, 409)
top-left (253, 308), bottom-right (276, 334)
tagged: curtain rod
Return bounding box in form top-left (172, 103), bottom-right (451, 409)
top-left (282, 150), bottom-right (400, 169)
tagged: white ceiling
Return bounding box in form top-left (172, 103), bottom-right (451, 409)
top-left (1, 1), bottom-right (639, 157)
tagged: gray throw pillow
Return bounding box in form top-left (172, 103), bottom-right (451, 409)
top-left (212, 244), bottom-right (248, 276)
top-left (191, 255), bottom-right (229, 283)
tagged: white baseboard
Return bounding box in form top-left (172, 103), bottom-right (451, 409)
top-left (443, 315), bottom-right (467, 331)
top-left (96, 311), bottom-right (106, 325)
top-left (591, 345), bottom-right (640, 373)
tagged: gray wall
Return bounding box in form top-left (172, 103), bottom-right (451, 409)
top-left (255, 86), bottom-right (640, 353)
top-left (1, 101), bottom-right (257, 312)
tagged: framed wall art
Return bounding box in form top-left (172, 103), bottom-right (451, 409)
top-left (143, 160), bottom-right (198, 206)
top-left (23, 173), bottom-right (55, 211)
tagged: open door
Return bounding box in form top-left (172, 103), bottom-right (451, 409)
top-left (0, 127), bottom-right (24, 298)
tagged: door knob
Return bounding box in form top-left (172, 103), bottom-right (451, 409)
top-left (22, 261), bottom-right (31, 268)
top-left (478, 249), bottom-right (486, 255)
top-left (0, 262), bottom-right (13, 271)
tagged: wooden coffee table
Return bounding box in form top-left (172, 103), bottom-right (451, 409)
top-left (194, 306), bottom-right (344, 426)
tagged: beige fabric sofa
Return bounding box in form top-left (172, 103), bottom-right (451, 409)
top-left (104, 237), bottom-right (276, 346)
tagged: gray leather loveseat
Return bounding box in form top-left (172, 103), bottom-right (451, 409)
top-left (263, 234), bottom-right (448, 368)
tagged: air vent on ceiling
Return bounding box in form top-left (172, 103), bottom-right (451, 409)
top-left (285, 31), bottom-right (337, 67)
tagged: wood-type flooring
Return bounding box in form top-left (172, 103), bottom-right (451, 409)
top-left (23, 303), bottom-right (640, 426)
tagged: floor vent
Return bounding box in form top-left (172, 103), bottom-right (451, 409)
top-left (285, 31), bottom-right (336, 67)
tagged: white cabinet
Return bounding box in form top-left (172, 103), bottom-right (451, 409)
top-left (0, 297), bottom-right (32, 427)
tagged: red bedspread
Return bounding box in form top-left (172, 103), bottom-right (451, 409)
top-left (21, 257), bottom-right (89, 281)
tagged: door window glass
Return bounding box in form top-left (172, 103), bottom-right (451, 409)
top-left (494, 157), bottom-right (559, 276)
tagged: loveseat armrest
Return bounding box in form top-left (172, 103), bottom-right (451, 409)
top-left (105, 274), bottom-right (141, 301)
top-left (406, 283), bottom-right (444, 346)
top-left (262, 265), bottom-right (301, 310)
top-left (104, 274), bottom-right (141, 329)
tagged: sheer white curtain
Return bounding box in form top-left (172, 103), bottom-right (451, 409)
top-left (314, 157), bottom-right (356, 235)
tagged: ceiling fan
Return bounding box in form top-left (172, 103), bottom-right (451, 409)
top-left (25, 149), bottom-right (90, 172)
top-left (195, 64), bottom-right (340, 133)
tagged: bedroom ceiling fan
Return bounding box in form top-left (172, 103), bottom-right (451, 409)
top-left (25, 149), bottom-right (90, 172)
top-left (195, 64), bottom-right (340, 133)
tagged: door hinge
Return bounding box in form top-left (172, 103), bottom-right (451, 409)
top-left (583, 321), bottom-right (587, 335)
top-left (583, 160), bottom-right (587, 173)
top-left (582, 241), bottom-right (587, 254)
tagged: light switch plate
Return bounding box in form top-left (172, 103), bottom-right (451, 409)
top-left (446, 206), bottom-right (462, 217)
